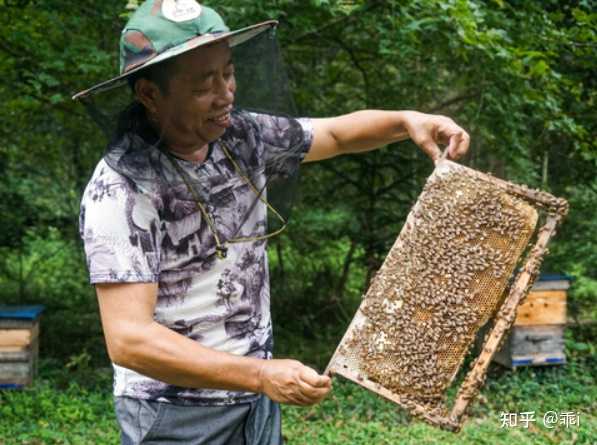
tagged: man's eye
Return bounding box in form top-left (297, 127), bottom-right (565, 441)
top-left (193, 86), bottom-right (211, 94)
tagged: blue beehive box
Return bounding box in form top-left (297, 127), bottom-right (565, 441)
top-left (0, 305), bottom-right (45, 388)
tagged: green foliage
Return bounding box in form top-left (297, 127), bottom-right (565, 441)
top-left (0, 0), bottom-right (594, 391)
top-left (0, 228), bottom-right (88, 304)
top-left (0, 354), bottom-right (594, 444)
top-left (0, 2), bottom-right (594, 443)
top-left (548, 178), bottom-right (597, 320)
top-left (283, 360), bottom-right (596, 444)
top-left (260, 0), bottom-right (595, 332)
top-left (0, 361), bottom-right (117, 445)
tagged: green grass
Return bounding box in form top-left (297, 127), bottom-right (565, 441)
top-left (0, 361), bottom-right (118, 445)
top-left (0, 352), bottom-right (594, 445)
top-left (282, 357), bottom-right (596, 445)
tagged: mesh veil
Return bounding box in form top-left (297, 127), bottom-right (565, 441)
top-left (79, 28), bottom-right (304, 257)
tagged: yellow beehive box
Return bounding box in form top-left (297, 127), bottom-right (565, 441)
top-left (494, 276), bottom-right (571, 368)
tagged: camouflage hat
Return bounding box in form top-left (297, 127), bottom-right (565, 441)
top-left (73, 0), bottom-right (276, 100)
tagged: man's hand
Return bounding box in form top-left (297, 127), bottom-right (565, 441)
top-left (402, 111), bottom-right (470, 162)
top-left (258, 359), bottom-right (332, 406)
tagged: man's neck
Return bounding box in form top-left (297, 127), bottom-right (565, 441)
top-left (147, 118), bottom-right (210, 164)
top-left (168, 144), bottom-right (210, 163)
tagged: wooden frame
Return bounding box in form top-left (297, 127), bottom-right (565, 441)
top-left (324, 159), bottom-right (568, 432)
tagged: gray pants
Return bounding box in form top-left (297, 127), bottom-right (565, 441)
top-left (114, 395), bottom-right (283, 445)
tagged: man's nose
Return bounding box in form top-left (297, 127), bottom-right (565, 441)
top-left (214, 75), bottom-right (235, 107)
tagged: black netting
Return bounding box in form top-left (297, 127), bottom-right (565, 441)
top-left (232, 27), bottom-right (296, 116)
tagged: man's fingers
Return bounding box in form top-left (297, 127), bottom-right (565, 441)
top-left (297, 381), bottom-right (331, 404)
top-left (406, 113), bottom-right (470, 162)
top-left (446, 133), bottom-right (460, 159)
top-left (428, 117), bottom-right (470, 161)
top-left (299, 367), bottom-right (331, 388)
top-left (446, 130), bottom-right (470, 160)
top-left (456, 130), bottom-right (470, 157)
top-left (420, 138), bottom-right (442, 162)
top-left (287, 381), bottom-right (329, 405)
top-left (297, 369), bottom-right (332, 401)
top-left (287, 391), bottom-right (313, 406)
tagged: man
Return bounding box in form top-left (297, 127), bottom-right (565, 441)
top-left (76, 1), bottom-right (469, 444)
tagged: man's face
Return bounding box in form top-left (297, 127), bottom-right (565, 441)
top-left (151, 41), bottom-right (236, 152)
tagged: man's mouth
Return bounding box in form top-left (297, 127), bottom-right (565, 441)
top-left (208, 111), bottom-right (231, 128)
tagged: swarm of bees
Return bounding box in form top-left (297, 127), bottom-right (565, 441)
top-left (339, 166), bottom-right (537, 408)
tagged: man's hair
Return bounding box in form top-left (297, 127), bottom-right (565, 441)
top-left (127, 57), bottom-right (179, 95)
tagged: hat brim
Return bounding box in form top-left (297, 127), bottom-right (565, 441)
top-left (72, 20), bottom-right (277, 100)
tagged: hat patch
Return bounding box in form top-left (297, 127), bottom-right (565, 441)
top-left (162, 0), bottom-right (202, 22)
top-left (122, 30), bottom-right (157, 72)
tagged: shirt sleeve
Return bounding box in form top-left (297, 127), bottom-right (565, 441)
top-left (79, 160), bottom-right (161, 284)
top-left (248, 113), bottom-right (314, 177)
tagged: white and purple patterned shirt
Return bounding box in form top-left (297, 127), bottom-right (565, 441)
top-left (79, 111), bottom-right (313, 405)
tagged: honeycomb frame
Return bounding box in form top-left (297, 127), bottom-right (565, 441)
top-left (324, 159), bottom-right (568, 431)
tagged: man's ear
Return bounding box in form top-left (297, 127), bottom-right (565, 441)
top-left (135, 78), bottom-right (161, 115)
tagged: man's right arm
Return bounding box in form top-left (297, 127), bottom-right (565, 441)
top-left (96, 282), bottom-right (332, 406)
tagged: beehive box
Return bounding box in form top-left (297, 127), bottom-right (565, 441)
top-left (325, 158), bottom-right (568, 431)
top-left (0, 305), bottom-right (44, 388)
top-left (493, 275), bottom-right (570, 368)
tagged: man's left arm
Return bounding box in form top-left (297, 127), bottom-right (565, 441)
top-left (305, 110), bottom-right (470, 163)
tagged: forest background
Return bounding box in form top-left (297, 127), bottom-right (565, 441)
top-left (0, 0), bottom-right (595, 444)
